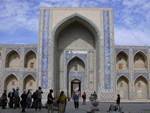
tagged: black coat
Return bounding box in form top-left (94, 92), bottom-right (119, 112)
top-left (47, 93), bottom-right (54, 104)
top-left (21, 93), bottom-right (27, 107)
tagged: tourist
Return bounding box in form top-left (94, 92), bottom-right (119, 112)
top-left (32, 90), bottom-right (38, 110)
top-left (37, 86), bottom-right (43, 110)
top-left (16, 88), bottom-right (20, 108)
top-left (20, 90), bottom-right (27, 112)
top-left (82, 92), bottom-right (86, 105)
top-left (93, 91), bottom-right (97, 100)
top-left (26, 89), bottom-right (32, 108)
top-left (13, 88), bottom-right (20, 109)
top-left (47, 89), bottom-right (54, 113)
top-left (116, 94), bottom-right (120, 107)
top-left (57, 91), bottom-right (67, 113)
top-left (1, 90), bottom-right (7, 109)
top-left (73, 91), bottom-right (79, 109)
top-left (8, 90), bottom-right (13, 108)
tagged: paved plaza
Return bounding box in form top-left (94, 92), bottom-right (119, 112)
top-left (0, 101), bottom-right (150, 113)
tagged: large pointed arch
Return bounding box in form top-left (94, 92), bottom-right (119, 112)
top-left (53, 13), bottom-right (100, 40)
top-left (54, 14), bottom-right (99, 50)
top-left (53, 13), bottom-right (99, 96)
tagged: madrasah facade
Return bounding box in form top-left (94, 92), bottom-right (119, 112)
top-left (0, 7), bottom-right (150, 102)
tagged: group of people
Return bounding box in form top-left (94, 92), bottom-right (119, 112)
top-left (20, 87), bottom-right (43, 112)
top-left (0, 87), bottom-right (95, 113)
top-left (0, 87), bottom-right (121, 113)
top-left (47, 89), bottom-right (87, 113)
top-left (47, 89), bottom-right (67, 113)
top-left (0, 88), bottom-right (20, 109)
top-left (0, 87), bottom-right (43, 112)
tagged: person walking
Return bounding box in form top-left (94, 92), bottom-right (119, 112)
top-left (93, 91), bottom-right (97, 100)
top-left (82, 92), bottom-right (86, 105)
top-left (26, 90), bottom-right (32, 108)
top-left (12, 88), bottom-right (16, 108)
top-left (1, 90), bottom-right (7, 109)
top-left (57, 91), bottom-right (67, 113)
top-left (32, 90), bottom-right (38, 110)
top-left (47, 89), bottom-right (54, 113)
top-left (16, 88), bottom-right (20, 108)
top-left (13, 88), bottom-right (20, 109)
top-left (37, 87), bottom-right (43, 110)
top-left (116, 94), bottom-right (122, 112)
top-left (8, 90), bottom-right (13, 108)
top-left (20, 90), bottom-right (27, 112)
top-left (73, 92), bottom-right (79, 109)
top-left (116, 94), bottom-right (120, 106)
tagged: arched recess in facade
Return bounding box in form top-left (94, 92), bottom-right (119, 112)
top-left (134, 76), bottom-right (148, 99)
top-left (134, 51), bottom-right (147, 69)
top-left (117, 76), bottom-right (129, 99)
top-left (5, 50), bottom-right (21, 68)
top-left (53, 14), bottom-right (99, 96)
top-left (116, 51), bottom-right (128, 71)
top-left (67, 57), bottom-right (85, 97)
top-left (4, 74), bottom-right (19, 92)
top-left (23, 75), bottom-right (36, 92)
top-left (24, 51), bottom-right (36, 69)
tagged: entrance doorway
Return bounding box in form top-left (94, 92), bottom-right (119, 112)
top-left (67, 57), bottom-right (85, 97)
top-left (71, 79), bottom-right (81, 96)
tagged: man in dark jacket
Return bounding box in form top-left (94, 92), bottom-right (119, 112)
top-left (47, 89), bottom-right (54, 113)
top-left (8, 91), bottom-right (13, 108)
top-left (20, 90), bottom-right (27, 112)
top-left (37, 87), bottom-right (43, 110)
top-left (32, 90), bottom-right (38, 110)
top-left (1, 90), bottom-right (7, 109)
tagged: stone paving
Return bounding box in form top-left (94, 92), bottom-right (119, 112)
top-left (0, 102), bottom-right (150, 113)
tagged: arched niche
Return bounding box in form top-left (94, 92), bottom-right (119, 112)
top-left (116, 51), bottom-right (128, 71)
top-left (24, 51), bottom-right (36, 69)
top-left (4, 74), bottom-right (18, 92)
top-left (117, 76), bottom-right (129, 99)
top-left (67, 57), bottom-right (85, 72)
top-left (134, 52), bottom-right (147, 69)
top-left (23, 75), bottom-right (36, 92)
top-left (134, 76), bottom-right (148, 99)
top-left (5, 50), bottom-right (21, 68)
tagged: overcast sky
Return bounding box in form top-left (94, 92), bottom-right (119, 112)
top-left (0, 0), bottom-right (150, 45)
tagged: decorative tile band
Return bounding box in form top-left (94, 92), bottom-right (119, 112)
top-left (103, 10), bottom-right (112, 89)
top-left (41, 9), bottom-right (49, 89)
